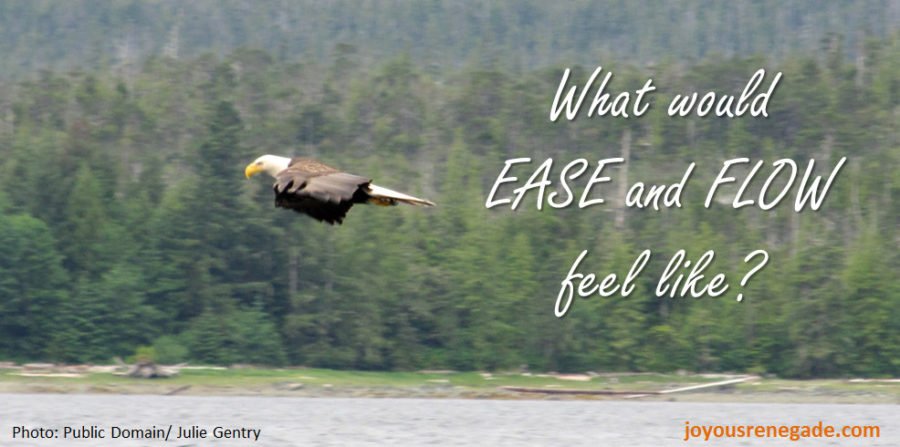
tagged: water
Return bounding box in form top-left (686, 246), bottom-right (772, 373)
top-left (1, 394), bottom-right (895, 446)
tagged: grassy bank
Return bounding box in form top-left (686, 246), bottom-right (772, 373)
top-left (1, 367), bottom-right (897, 404)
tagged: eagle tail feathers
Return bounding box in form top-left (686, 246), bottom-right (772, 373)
top-left (367, 184), bottom-right (435, 207)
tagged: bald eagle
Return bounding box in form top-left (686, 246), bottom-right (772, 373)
top-left (245, 155), bottom-right (434, 224)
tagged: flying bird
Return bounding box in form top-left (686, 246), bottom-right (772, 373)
top-left (245, 155), bottom-right (434, 224)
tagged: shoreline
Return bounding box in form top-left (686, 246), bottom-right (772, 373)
top-left (1, 366), bottom-right (897, 404)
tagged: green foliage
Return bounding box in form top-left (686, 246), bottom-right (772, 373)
top-left (0, 214), bottom-right (67, 360)
top-left (0, 27), bottom-right (895, 377)
top-left (128, 345), bottom-right (157, 364)
top-left (151, 336), bottom-right (189, 364)
top-left (0, 2), bottom-right (892, 78)
top-left (842, 227), bottom-right (899, 375)
top-left (51, 266), bottom-right (160, 363)
top-left (184, 307), bottom-right (286, 366)
top-left (62, 164), bottom-right (111, 277)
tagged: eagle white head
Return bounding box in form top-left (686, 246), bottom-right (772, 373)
top-left (244, 154), bottom-right (291, 179)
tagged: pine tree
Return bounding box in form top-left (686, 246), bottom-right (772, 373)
top-left (0, 214), bottom-right (67, 360)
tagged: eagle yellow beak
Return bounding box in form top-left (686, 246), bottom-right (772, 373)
top-left (245, 163), bottom-right (263, 179)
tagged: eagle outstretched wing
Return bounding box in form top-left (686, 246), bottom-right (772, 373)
top-left (273, 158), bottom-right (372, 224)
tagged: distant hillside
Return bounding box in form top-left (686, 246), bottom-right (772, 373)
top-left (0, 0), bottom-right (897, 78)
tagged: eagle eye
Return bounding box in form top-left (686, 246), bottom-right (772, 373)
top-left (256, 161), bottom-right (263, 166)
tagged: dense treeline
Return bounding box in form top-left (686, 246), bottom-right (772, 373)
top-left (0, 31), bottom-right (897, 377)
top-left (0, 0), bottom-right (898, 77)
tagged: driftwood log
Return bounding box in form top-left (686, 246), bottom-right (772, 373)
top-left (500, 376), bottom-right (758, 398)
top-left (500, 386), bottom-right (659, 396)
top-left (113, 358), bottom-right (184, 378)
